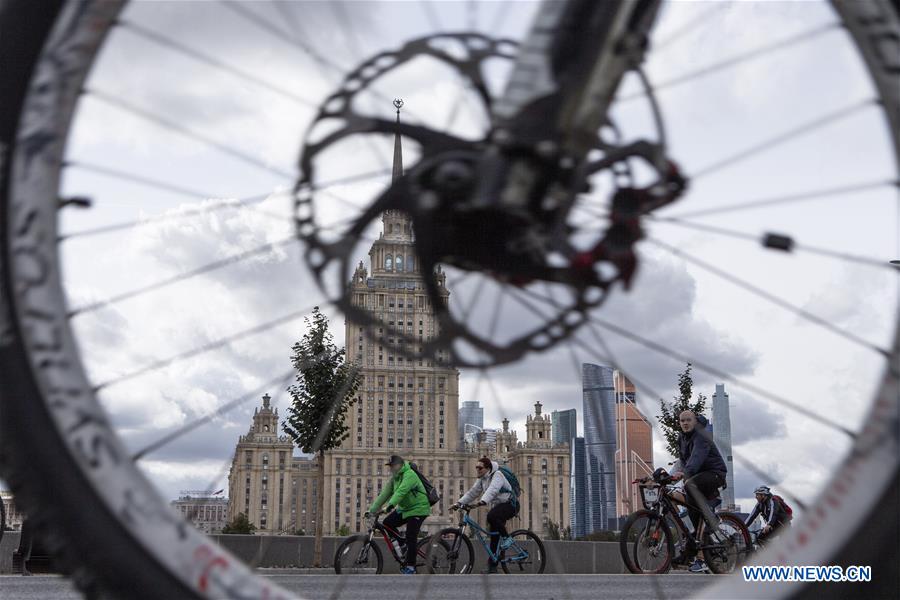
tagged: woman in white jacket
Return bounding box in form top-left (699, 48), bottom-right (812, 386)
top-left (451, 457), bottom-right (517, 573)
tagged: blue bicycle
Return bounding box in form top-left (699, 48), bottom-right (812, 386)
top-left (425, 504), bottom-right (546, 574)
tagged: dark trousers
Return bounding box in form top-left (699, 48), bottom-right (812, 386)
top-left (684, 471), bottom-right (725, 533)
top-left (383, 511), bottom-right (426, 567)
top-left (487, 502), bottom-right (517, 564)
top-left (758, 520), bottom-right (790, 544)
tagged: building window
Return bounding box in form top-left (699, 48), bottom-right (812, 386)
top-left (385, 254), bottom-right (393, 270)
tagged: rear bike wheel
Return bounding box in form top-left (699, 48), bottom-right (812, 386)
top-left (333, 534), bottom-right (382, 575)
top-left (702, 513), bottom-right (752, 575)
top-left (620, 509), bottom-right (674, 574)
top-left (500, 529), bottom-right (546, 574)
top-left (424, 528), bottom-right (474, 574)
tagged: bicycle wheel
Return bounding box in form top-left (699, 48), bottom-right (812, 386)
top-left (500, 529), bottom-right (546, 574)
top-left (702, 513), bottom-right (751, 575)
top-left (424, 528), bottom-right (474, 574)
top-left (334, 535), bottom-right (382, 575)
top-left (414, 537), bottom-right (433, 571)
top-left (0, 1), bottom-right (897, 599)
top-left (620, 510), bottom-right (674, 575)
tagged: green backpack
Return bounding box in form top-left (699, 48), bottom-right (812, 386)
top-left (497, 466), bottom-right (521, 512)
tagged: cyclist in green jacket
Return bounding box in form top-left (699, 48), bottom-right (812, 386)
top-left (366, 455), bottom-right (431, 574)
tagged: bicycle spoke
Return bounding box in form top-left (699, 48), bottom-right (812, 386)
top-left (420, 1), bottom-right (442, 31)
top-left (645, 236), bottom-right (891, 355)
top-left (84, 89), bottom-right (296, 179)
top-left (222, 0), bottom-right (426, 125)
top-left (690, 99), bottom-right (876, 180)
top-left (511, 283), bottom-right (858, 437)
top-left (132, 369), bottom-right (295, 460)
top-left (572, 328), bottom-right (809, 511)
top-left (648, 216), bottom-right (895, 269)
top-left (666, 179), bottom-right (898, 219)
top-left (93, 304), bottom-right (321, 391)
top-left (63, 160), bottom-right (221, 200)
top-left (117, 20), bottom-right (318, 108)
top-left (620, 22), bottom-right (841, 103)
top-left (68, 236), bottom-right (297, 317)
top-left (653, 2), bottom-right (727, 51)
top-left (581, 314), bottom-right (856, 437)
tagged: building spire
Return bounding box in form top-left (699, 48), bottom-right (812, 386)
top-left (392, 98), bottom-right (403, 182)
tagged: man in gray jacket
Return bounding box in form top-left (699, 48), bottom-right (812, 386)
top-left (450, 457), bottom-right (516, 573)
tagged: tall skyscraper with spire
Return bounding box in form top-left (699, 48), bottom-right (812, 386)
top-left (712, 383), bottom-right (737, 511)
top-left (229, 102), bottom-right (571, 537)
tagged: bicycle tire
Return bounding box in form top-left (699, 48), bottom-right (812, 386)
top-left (500, 529), bottom-right (546, 575)
top-left (702, 513), bottom-right (752, 575)
top-left (0, 1), bottom-right (896, 598)
top-left (333, 535), bottom-right (383, 575)
top-left (620, 509), bottom-right (674, 575)
top-left (0, 1), bottom-right (289, 597)
top-left (425, 528), bottom-right (474, 574)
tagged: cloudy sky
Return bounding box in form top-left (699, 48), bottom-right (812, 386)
top-left (16, 1), bottom-right (896, 516)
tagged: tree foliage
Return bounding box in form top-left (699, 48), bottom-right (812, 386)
top-left (282, 306), bottom-right (361, 566)
top-left (282, 307), bottom-right (362, 455)
top-left (221, 513), bottom-right (256, 535)
top-left (657, 363), bottom-right (708, 458)
top-left (336, 523), bottom-right (351, 537)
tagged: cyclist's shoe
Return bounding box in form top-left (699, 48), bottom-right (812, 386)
top-left (688, 559), bottom-right (709, 573)
top-left (481, 563), bottom-right (499, 574)
top-left (500, 537), bottom-right (514, 550)
top-left (400, 566), bottom-right (417, 575)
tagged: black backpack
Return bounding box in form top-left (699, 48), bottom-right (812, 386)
top-left (409, 462), bottom-right (441, 506)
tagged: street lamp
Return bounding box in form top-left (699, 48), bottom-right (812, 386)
top-left (891, 260), bottom-right (900, 268)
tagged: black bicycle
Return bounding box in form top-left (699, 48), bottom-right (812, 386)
top-left (620, 469), bottom-right (751, 574)
top-left (333, 511), bottom-right (433, 574)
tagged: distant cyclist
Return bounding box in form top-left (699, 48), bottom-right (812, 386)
top-left (366, 455), bottom-right (431, 574)
top-left (745, 485), bottom-right (792, 544)
top-left (670, 410), bottom-right (728, 573)
top-left (450, 457), bottom-right (516, 574)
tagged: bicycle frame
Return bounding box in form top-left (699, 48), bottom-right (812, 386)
top-left (451, 508), bottom-right (527, 565)
top-left (360, 514), bottom-right (427, 565)
top-left (637, 481), bottom-right (730, 556)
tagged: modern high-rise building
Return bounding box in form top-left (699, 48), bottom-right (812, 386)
top-left (712, 383), bottom-right (737, 511)
top-left (551, 409), bottom-right (577, 446)
top-left (569, 436), bottom-right (587, 538)
top-left (582, 363), bottom-right (618, 532)
top-left (613, 374), bottom-right (654, 519)
top-left (459, 400), bottom-right (484, 448)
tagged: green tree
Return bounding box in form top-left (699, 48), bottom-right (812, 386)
top-left (221, 513), bottom-right (256, 535)
top-left (657, 363), bottom-right (708, 458)
top-left (336, 523), bottom-right (351, 537)
top-left (546, 519), bottom-right (561, 540)
top-left (560, 525), bottom-right (572, 541)
top-left (283, 307), bottom-right (361, 567)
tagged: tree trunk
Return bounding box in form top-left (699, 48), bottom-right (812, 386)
top-left (313, 449), bottom-right (325, 567)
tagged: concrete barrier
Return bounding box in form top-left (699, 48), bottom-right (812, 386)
top-left (211, 535), bottom-right (625, 573)
top-left (0, 532), bottom-right (626, 574)
top-left (1, 532), bottom-right (21, 574)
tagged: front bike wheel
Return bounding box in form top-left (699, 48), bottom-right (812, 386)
top-left (500, 529), bottom-right (546, 574)
top-left (333, 534), bottom-right (383, 575)
top-left (620, 509), bottom-right (674, 575)
top-left (424, 528), bottom-right (474, 574)
top-left (703, 513), bottom-right (752, 575)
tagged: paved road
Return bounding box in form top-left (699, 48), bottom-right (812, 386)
top-left (0, 574), bottom-right (714, 599)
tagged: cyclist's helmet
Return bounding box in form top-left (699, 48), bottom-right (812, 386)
top-left (754, 485), bottom-right (772, 496)
top-left (652, 467), bottom-right (669, 482)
